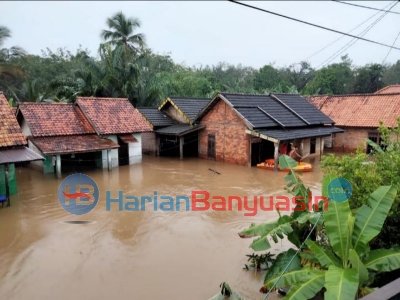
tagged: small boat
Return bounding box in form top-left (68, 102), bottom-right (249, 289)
top-left (257, 158), bottom-right (313, 172)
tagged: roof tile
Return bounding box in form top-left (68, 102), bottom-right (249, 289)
top-left (0, 92), bottom-right (27, 147)
top-left (307, 93), bottom-right (400, 127)
top-left (18, 103), bottom-right (95, 137)
top-left (30, 135), bottom-right (119, 155)
top-left (76, 97), bottom-right (152, 134)
top-left (375, 85), bottom-right (400, 94)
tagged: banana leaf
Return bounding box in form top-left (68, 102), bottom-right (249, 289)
top-left (324, 265), bottom-right (359, 300)
top-left (352, 186), bottom-right (397, 255)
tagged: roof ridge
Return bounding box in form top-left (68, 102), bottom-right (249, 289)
top-left (76, 97), bottom-right (128, 101)
top-left (307, 92), bottom-right (400, 98)
top-left (169, 96), bottom-right (210, 100)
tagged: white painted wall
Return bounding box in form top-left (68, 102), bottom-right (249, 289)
top-left (21, 120), bottom-right (46, 170)
top-left (101, 135), bottom-right (119, 168)
top-left (129, 133), bottom-right (142, 164)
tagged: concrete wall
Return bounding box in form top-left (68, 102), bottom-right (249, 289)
top-left (129, 133), bottom-right (142, 164)
top-left (141, 132), bottom-right (157, 155)
top-left (165, 105), bottom-right (189, 124)
top-left (102, 135), bottom-right (119, 168)
top-left (199, 99), bottom-right (250, 166)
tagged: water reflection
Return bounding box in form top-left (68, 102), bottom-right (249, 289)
top-left (0, 156), bottom-right (324, 300)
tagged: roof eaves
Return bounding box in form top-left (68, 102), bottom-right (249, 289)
top-left (160, 97), bottom-right (192, 125)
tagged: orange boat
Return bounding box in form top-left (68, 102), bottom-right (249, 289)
top-left (257, 158), bottom-right (313, 172)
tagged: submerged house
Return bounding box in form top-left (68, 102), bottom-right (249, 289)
top-left (0, 92), bottom-right (43, 201)
top-left (137, 97), bottom-right (211, 158)
top-left (196, 93), bottom-right (342, 167)
top-left (17, 102), bottom-right (119, 175)
top-left (17, 97), bottom-right (151, 175)
top-left (75, 97), bottom-right (151, 167)
top-left (307, 85), bottom-right (400, 153)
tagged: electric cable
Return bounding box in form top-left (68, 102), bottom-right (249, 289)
top-left (227, 0), bottom-right (400, 51)
top-left (317, 1), bottom-right (398, 69)
top-left (382, 29), bottom-right (400, 64)
top-left (304, 1), bottom-right (396, 62)
top-left (332, 0), bottom-right (400, 15)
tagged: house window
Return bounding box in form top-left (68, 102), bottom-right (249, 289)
top-left (310, 138), bottom-right (316, 154)
top-left (367, 132), bottom-right (383, 153)
top-left (208, 134), bottom-right (216, 159)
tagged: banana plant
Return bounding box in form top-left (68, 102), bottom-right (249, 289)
top-left (262, 184), bottom-right (399, 300)
top-left (239, 155), bottom-right (322, 251)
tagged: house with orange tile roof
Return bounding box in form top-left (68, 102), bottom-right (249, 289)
top-left (75, 97), bottom-right (152, 167)
top-left (17, 102), bottom-right (119, 175)
top-left (307, 85), bottom-right (400, 153)
top-left (0, 92), bottom-right (44, 201)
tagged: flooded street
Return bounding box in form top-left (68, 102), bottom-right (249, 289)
top-left (0, 156), bottom-right (324, 300)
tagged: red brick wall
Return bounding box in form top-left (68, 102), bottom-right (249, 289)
top-left (142, 132), bottom-right (157, 155)
top-left (199, 99), bottom-right (250, 166)
top-left (332, 128), bottom-right (370, 152)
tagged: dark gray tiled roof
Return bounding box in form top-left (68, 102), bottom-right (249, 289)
top-left (273, 93), bottom-right (334, 125)
top-left (218, 93), bottom-right (336, 129)
top-left (256, 126), bottom-right (344, 141)
top-left (170, 98), bottom-right (211, 122)
top-left (155, 124), bottom-right (205, 136)
top-left (136, 107), bottom-right (176, 127)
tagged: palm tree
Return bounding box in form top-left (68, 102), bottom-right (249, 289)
top-left (100, 12), bottom-right (146, 55)
top-left (0, 25), bottom-right (27, 79)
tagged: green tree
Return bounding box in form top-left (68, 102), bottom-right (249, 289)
top-left (302, 55), bottom-right (354, 95)
top-left (382, 60), bottom-right (400, 85)
top-left (101, 11), bottom-right (145, 56)
top-left (353, 64), bottom-right (385, 94)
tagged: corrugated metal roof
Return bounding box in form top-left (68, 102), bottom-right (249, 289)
top-left (0, 147), bottom-right (44, 165)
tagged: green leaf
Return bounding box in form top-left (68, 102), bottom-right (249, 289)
top-left (366, 138), bottom-right (384, 153)
top-left (324, 265), bottom-right (359, 300)
top-left (264, 248), bottom-right (301, 284)
top-left (348, 249), bottom-right (369, 284)
top-left (284, 272), bottom-right (325, 300)
top-left (322, 174), bottom-right (337, 198)
top-left (324, 199), bottom-right (351, 261)
top-left (238, 222), bottom-right (276, 238)
top-left (239, 217), bottom-right (294, 251)
top-left (352, 186), bottom-right (397, 255)
top-left (264, 267), bottom-right (318, 289)
top-left (364, 249), bottom-right (400, 272)
top-left (249, 236), bottom-right (271, 251)
top-left (279, 155), bottom-right (298, 169)
top-left (305, 240), bottom-right (341, 268)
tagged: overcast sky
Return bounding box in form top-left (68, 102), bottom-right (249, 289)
top-left (1, 1), bottom-right (399, 69)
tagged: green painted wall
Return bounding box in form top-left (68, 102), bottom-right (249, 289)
top-left (0, 165), bottom-right (5, 195)
top-left (43, 156), bottom-right (54, 173)
top-left (0, 164), bottom-right (17, 195)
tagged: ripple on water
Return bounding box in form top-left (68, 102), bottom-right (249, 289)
top-left (0, 156), bottom-right (325, 300)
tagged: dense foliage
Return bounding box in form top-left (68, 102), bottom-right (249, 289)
top-left (1, 13), bottom-right (400, 107)
top-left (231, 156), bottom-right (400, 299)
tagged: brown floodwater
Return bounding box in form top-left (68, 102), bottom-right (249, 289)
top-left (0, 156), bottom-right (324, 300)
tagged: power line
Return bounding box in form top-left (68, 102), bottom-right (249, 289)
top-left (304, 1), bottom-right (396, 62)
top-left (227, 0), bottom-right (400, 51)
top-left (317, 1), bottom-right (397, 68)
top-left (382, 29), bottom-right (400, 64)
top-left (332, 0), bottom-right (400, 15)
